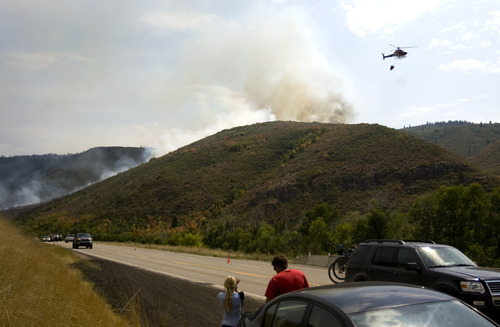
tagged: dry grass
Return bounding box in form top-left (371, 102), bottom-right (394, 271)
top-left (0, 217), bottom-right (130, 327)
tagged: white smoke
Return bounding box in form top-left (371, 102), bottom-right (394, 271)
top-left (177, 8), bottom-right (355, 124)
top-left (0, 2), bottom-right (356, 157)
top-left (0, 149), bottom-right (152, 209)
top-left (148, 7), bottom-right (355, 155)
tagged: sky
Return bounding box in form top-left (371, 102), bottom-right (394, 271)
top-left (1, 0), bottom-right (499, 156)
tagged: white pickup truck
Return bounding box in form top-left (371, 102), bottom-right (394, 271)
top-left (64, 234), bottom-right (75, 243)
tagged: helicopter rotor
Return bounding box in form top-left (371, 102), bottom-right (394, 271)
top-left (389, 44), bottom-right (417, 49)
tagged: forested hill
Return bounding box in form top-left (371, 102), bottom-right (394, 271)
top-left (9, 122), bottom-right (499, 246)
top-left (401, 121), bottom-right (500, 175)
top-left (0, 147), bottom-right (151, 210)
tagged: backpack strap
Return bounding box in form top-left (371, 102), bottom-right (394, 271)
top-left (238, 291), bottom-right (245, 307)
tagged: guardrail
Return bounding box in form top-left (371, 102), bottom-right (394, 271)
top-left (292, 254), bottom-right (339, 267)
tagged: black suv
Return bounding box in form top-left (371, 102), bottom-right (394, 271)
top-left (72, 233), bottom-right (93, 249)
top-left (345, 239), bottom-right (500, 322)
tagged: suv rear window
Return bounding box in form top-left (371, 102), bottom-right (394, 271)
top-left (349, 245), bottom-right (371, 265)
top-left (372, 247), bottom-right (397, 266)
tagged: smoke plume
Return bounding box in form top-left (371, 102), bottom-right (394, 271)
top-left (0, 147), bottom-right (152, 210)
top-left (175, 8), bottom-right (355, 128)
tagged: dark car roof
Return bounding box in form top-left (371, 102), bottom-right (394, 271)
top-left (280, 282), bottom-right (453, 314)
top-left (360, 240), bottom-right (450, 248)
top-left (412, 243), bottom-right (451, 249)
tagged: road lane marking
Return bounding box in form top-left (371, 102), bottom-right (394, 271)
top-left (171, 260), bottom-right (272, 278)
top-left (108, 249), bottom-right (325, 286)
top-left (71, 250), bottom-right (267, 301)
top-left (87, 247), bottom-right (273, 279)
top-left (69, 244), bottom-right (327, 288)
top-left (241, 264), bottom-right (262, 268)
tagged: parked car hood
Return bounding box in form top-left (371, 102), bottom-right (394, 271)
top-left (433, 266), bottom-right (500, 280)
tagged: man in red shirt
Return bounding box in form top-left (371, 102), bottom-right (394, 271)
top-left (265, 255), bottom-right (309, 302)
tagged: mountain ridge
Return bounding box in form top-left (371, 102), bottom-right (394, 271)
top-left (401, 121), bottom-right (500, 174)
top-left (8, 121), bottom-right (499, 243)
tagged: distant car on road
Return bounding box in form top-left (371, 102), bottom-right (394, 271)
top-left (42, 235), bottom-right (51, 242)
top-left (51, 233), bottom-right (63, 242)
top-left (239, 282), bottom-right (500, 327)
top-left (65, 234), bottom-right (75, 243)
top-left (72, 233), bottom-right (93, 249)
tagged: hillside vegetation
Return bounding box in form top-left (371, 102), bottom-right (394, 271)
top-left (402, 121), bottom-right (500, 175)
top-left (7, 122), bottom-right (500, 263)
top-left (0, 216), bottom-right (129, 327)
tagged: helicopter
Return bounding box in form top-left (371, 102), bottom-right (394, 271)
top-left (382, 44), bottom-right (417, 60)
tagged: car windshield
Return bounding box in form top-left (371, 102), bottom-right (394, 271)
top-left (350, 300), bottom-right (495, 327)
top-left (417, 246), bottom-right (476, 268)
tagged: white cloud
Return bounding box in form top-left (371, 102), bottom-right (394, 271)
top-left (338, 0), bottom-right (456, 37)
top-left (3, 51), bottom-right (89, 73)
top-left (487, 11), bottom-right (500, 27)
top-left (441, 21), bottom-right (465, 33)
top-left (429, 38), bottom-right (451, 49)
top-left (139, 11), bottom-right (224, 32)
top-left (398, 97), bottom-right (477, 123)
top-left (438, 58), bottom-right (500, 74)
top-left (478, 11), bottom-right (500, 35)
top-left (459, 32), bottom-right (478, 41)
top-left (478, 40), bottom-right (492, 48)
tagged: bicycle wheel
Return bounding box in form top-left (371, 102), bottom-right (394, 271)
top-left (328, 261), bottom-right (338, 283)
top-left (332, 257), bottom-right (348, 281)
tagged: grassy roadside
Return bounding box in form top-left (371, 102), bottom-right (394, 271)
top-left (0, 216), bottom-right (130, 327)
top-left (0, 215), bottom-right (290, 327)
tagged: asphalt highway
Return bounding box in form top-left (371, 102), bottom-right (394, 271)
top-left (56, 241), bottom-right (332, 300)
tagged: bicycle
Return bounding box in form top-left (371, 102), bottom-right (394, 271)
top-left (327, 244), bottom-right (354, 283)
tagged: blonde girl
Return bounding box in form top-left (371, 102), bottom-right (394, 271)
top-left (217, 275), bottom-right (244, 327)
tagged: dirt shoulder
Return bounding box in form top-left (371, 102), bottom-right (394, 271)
top-left (72, 254), bottom-right (264, 327)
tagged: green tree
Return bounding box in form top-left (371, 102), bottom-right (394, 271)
top-left (352, 216), bottom-right (369, 244)
top-left (489, 187), bottom-right (500, 259)
top-left (305, 203), bottom-right (339, 227)
top-left (366, 208), bottom-right (389, 239)
top-left (181, 232), bottom-right (203, 247)
top-left (387, 212), bottom-right (413, 240)
top-left (410, 183), bottom-right (497, 266)
top-left (410, 193), bottom-right (438, 241)
top-left (237, 227), bottom-right (255, 253)
top-left (255, 222), bottom-right (276, 254)
top-left (300, 203), bottom-right (339, 251)
top-left (332, 222), bottom-right (353, 247)
top-left (461, 183), bottom-right (489, 249)
top-left (284, 230), bottom-right (303, 256)
top-left (434, 184), bottom-right (488, 251)
top-left (202, 220), bottom-right (226, 249)
top-left (307, 217), bottom-right (331, 254)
